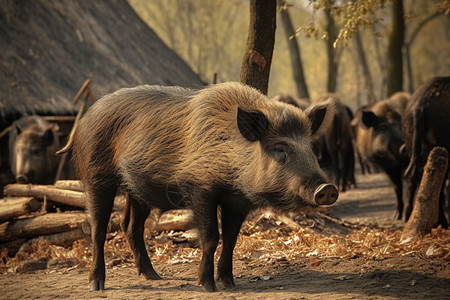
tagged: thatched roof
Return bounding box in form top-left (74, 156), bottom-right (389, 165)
top-left (0, 0), bottom-right (204, 130)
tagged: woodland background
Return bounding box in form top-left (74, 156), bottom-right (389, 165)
top-left (129, 0), bottom-right (450, 110)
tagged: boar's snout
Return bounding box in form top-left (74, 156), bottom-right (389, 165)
top-left (314, 184), bottom-right (338, 206)
top-left (15, 174), bottom-right (30, 184)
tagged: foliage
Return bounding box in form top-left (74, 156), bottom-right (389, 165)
top-left (297, 0), bottom-right (391, 48)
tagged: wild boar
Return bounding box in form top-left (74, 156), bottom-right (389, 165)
top-left (272, 93), bottom-right (309, 110)
top-left (402, 76), bottom-right (450, 227)
top-left (354, 92), bottom-right (411, 219)
top-left (58, 82), bottom-right (338, 292)
top-left (313, 95), bottom-right (356, 192)
top-left (9, 115), bottom-right (60, 184)
top-left (351, 105), bottom-right (379, 175)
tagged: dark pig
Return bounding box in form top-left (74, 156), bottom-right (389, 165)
top-left (403, 76), bottom-right (450, 227)
top-left (58, 82), bottom-right (338, 292)
top-left (351, 105), bottom-right (379, 175)
top-left (313, 95), bottom-right (356, 192)
top-left (272, 93), bottom-right (309, 110)
top-left (9, 115), bottom-right (60, 184)
top-left (354, 92), bottom-right (411, 219)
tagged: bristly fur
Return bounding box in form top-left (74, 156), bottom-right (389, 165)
top-left (9, 116), bottom-right (60, 184)
top-left (67, 81), bottom-right (338, 292)
top-left (71, 82), bottom-right (330, 210)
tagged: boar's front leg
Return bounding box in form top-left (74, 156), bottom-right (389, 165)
top-left (217, 203), bottom-right (249, 289)
top-left (121, 194), bottom-right (162, 280)
top-left (192, 190), bottom-right (220, 292)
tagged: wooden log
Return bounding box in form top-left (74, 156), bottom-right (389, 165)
top-left (3, 229), bottom-right (86, 259)
top-left (113, 194), bottom-right (125, 211)
top-left (152, 209), bottom-right (194, 232)
top-left (1, 212), bottom-right (123, 257)
top-left (4, 184), bottom-right (85, 208)
top-left (42, 116), bottom-right (76, 123)
top-left (82, 211), bottom-right (122, 237)
top-left (401, 147), bottom-right (449, 240)
top-left (12, 229), bottom-right (87, 261)
top-left (0, 238), bottom-right (28, 258)
top-left (0, 212), bottom-right (86, 242)
top-left (54, 180), bottom-right (83, 192)
top-left (4, 182), bottom-right (125, 211)
top-left (27, 228), bottom-right (86, 247)
top-left (0, 197), bottom-right (42, 222)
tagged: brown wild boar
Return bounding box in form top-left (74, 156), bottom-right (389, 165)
top-left (58, 82), bottom-right (338, 292)
top-left (9, 115), bottom-right (60, 184)
top-left (272, 93), bottom-right (309, 110)
top-left (313, 95), bottom-right (356, 192)
top-left (354, 92), bottom-right (411, 219)
top-left (402, 76), bottom-right (450, 227)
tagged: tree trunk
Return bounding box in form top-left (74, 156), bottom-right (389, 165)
top-left (354, 30), bottom-right (376, 104)
top-left (387, 0), bottom-right (405, 97)
top-left (277, 0), bottom-right (309, 99)
top-left (401, 147), bottom-right (448, 241)
top-left (405, 11), bottom-right (442, 93)
top-left (240, 0), bottom-right (276, 95)
top-left (324, 7), bottom-right (339, 93)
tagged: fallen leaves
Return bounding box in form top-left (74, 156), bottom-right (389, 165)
top-left (2, 210), bottom-right (449, 272)
top-left (233, 213), bottom-right (450, 263)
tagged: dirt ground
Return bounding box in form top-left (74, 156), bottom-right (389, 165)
top-left (1, 172), bottom-right (450, 299)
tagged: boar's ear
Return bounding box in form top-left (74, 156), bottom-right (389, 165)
top-left (237, 107), bottom-right (269, 142)
top-left (13, 122), bottom-right (23, 135)
top-left (43, 128), bottom-right (55, 146)
top-left (304, 98), bottom-right (335, 140)
top-left (360, 111), bottom-right (378, 129)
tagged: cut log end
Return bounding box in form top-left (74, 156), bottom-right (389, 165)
top-left (401, 147), bottom-right (448, 241)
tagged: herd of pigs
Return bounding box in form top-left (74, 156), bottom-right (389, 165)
top-left (5, 76), bottom-right (449, 292)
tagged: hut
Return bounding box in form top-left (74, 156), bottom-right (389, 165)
top-left (0, 0), bottom-right (204, 185)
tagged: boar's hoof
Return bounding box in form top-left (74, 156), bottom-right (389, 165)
top-left (314, 184), bottom-right (338, 206)
top-left (15, 174), bottom-right (29, 184)
top-left (218, 276), bottom-right (236, 289)
top-left (201, 281), bottom-right (218, 292)
top-left (142, 269), bottom-right (162, 280)
top-left (90, 280), bottom-right (105, 291)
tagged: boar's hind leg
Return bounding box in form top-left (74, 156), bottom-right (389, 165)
top-left (193, 191), bottom-right (220, 292)
top-left (405, 175), bottom-right (418, 222)
top-left (217, 204), bottom-right (248, 289)
top-left (87, 186), bottom-right (117, 291)
top-left (387, 169), bottom-right (404, 220)
top-left (121, 194), bottom-right (162, 280)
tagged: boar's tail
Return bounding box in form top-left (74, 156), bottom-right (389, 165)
top-left (56, 122), bottom-right (77, 154)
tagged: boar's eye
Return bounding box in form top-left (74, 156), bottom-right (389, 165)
top-left (273, 143), bottom-right (288, 164)
top-left (30, 148), bottom-right (42, 157)
top-left (377, 123), bottom-right (388, 133)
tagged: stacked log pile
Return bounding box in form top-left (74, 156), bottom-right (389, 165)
top-left (0, 181), bottom-right (121, 257)
top-left (0, 181), bottom-right (194, 257)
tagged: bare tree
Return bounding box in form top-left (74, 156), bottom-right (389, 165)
top-left (324, 7), bottom-right (339, 93)
top-left (404, 11), bottom-right (442, 93)
top-left (277, 0), bottom-right (309, 99)
top-left (240, 0), bottom-right (277, 95)
top-left (354, 30), bottom-right (376, 104)
top-left (387, 0), bottom-right (405, 97)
